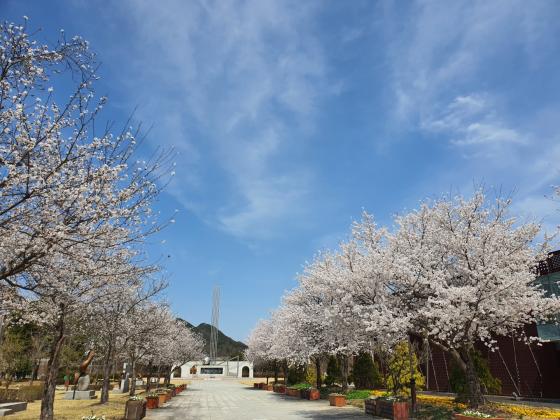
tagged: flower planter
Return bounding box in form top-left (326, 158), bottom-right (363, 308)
top-left (266, 384), bottom-right (273, 391)
top-left (286, 387), bottom-right (301, 398)
top-left (125, 400), bottom-right (146, 420)
top-left (273, 384), bottom-right (286, 394)
top-left (307, 388), bottom-right (320, 400)
top-left (375, 399), bottom-right (409, 420)
top-left (454, 416), bottom-right (505, 420)
top-left (254, 383), bottom-right (260, 389)
top-left (329, 394), bottom-right (346, 407)
top-left (365, 398), bottom-right (376, 415)
top-left (157, 393), bottom-right (167, 405)
top-left (166, 390), bottom-right (173, 400)
top-left (145, 397), bottom-right (159, 409)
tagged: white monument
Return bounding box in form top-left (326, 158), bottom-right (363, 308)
top-left (179, 287), bottom-right (253, 379)
top-left (179, 358), bottom-right (253, 379)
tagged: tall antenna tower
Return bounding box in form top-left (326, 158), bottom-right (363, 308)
top-left (210, 286), bottom-right (220, 364)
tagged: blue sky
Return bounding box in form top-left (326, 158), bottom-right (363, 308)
top-left (3, 1), bottom-right (560, 341)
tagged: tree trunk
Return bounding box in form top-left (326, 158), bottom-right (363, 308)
top-left (283, 360), bottom-right (288, 385)
top-left (163, 365), bottom-right (172, 387)
top-left (408, 337), bottom-right (417, 414)
top-left (129, 360), bottom-right (137, 396)
top-left (40, 315), bottom-right (66, 420)
top-left (146, 361), bottom-right (153, 391)
top-left (462, 348), bottom-right (485, 408)
top-left (315, 357), bottom-right (322, 389)
top-left (156, 365), bottom-right (161, 388)
top-left (273, 361), bottom-right (278, 384)
top-left (100, 343), bottom-right (114, 404)
top-left (340, 355), bottom-right (349, 392)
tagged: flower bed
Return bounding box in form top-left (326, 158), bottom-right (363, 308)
top-left (454, 410), bottom-right (504, 420)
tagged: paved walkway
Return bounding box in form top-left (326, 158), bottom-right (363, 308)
top-left (145, 379), bottom-right (371, 420)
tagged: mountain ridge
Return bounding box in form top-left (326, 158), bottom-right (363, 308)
top-left (177, 318), bottom-right (248, 359)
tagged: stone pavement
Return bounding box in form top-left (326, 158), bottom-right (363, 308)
top-left (145, 379), bottom-right (372, 420)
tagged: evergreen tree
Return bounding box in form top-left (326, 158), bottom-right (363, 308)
top-left (324, 355), bottom-right (341, 386)
top-left (352, 352), bottom-right (381, 389)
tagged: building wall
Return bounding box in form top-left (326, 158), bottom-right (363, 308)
top-left (423, 328), bottom-right (560, 398)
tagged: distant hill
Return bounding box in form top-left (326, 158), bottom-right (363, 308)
top-left (177, 318), bottom-right (248, 359)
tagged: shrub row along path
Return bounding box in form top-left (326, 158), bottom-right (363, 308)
top-left (145, 380), bottom-right (371, 419)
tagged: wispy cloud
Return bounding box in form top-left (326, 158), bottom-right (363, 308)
top-left (423, 94), bottom-right (527, 148)
top-left (380, 0), bottom-right (560, 222)
top-left (109, 0), bottom-right (331, 240)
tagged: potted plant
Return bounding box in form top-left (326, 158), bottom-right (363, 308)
top-left (375, 395), bottom-right (409, 420)
top-left (365, 397), bottom-right (376, 415)
top-left (266, 383), bottom-right (273, 391)
top-left (125, 395), bottom-right (146, 420)
top-left (329, 393), bottom-right (347, 407)
top-left (306, 388), bottom-right (320, 400)
top-left (156, 389), bottom-right (168, 405)
top-left (145, 393), bottom-right (159, 409)
top-left (273, 383), bottom-right (286, 393)
top-left (167, 384), bottom-right (177, 397)
top-left (454, 410), bottom-right (505, 420)
top-left (286, 387), bottom-right (301, 398)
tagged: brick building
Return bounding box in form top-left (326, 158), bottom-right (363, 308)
top-left (422, 251), bottom-right (560, 398)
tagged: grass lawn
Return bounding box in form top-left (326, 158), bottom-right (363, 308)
top-left (8, 380), bottom-right (188, 420)
top-left (9, 389), bottom-right (138, 420)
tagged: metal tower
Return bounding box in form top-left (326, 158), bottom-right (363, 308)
top-left (210, 286), bottom-right (220, 364)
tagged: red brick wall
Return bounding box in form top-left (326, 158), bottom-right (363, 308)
top-left (423, 326), bottom-right (560, 398)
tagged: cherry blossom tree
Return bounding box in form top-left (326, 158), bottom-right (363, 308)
top-left (0, 20), bottom-right (172, 420)
top-left (388, 191), bottom-right (560, 407)
top-left (254, 216), bottom-right (405, 391)
top-left (0, 19), bottom-right (170, 299)
top-left (89, 276), bottom-right (166, 403)
top-left (158, 319), bottom-right (205, 387)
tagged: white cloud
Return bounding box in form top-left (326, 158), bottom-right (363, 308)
top-left (423, 94), bottom-right (527, 148)
top-left (380, 0), bottom-right (560, 234)
top-left (110, 0), bottom-right (331, 240)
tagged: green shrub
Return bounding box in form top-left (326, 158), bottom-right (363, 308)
top-left (324, 355), bottom-right (341, 386)
top-left (291, 382), bottom-right (312, 390)
top-left (449, 350), bottom-right (501, 402)
top-left (345, 389), bottom-right (373, 400)
top-left (351, 352), bottom-right (381, 389)
top-left (287, 365), bottom-right (307, 385)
